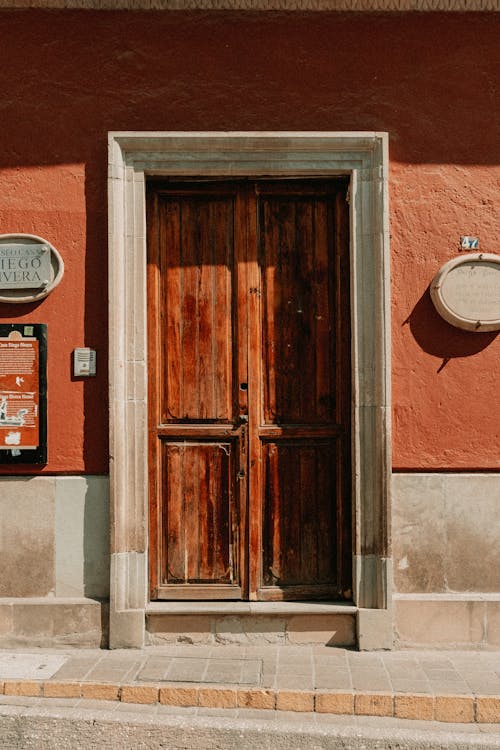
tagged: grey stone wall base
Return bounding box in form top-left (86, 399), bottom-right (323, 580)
top-left (357, 607), bottom-right (393, 650)
top-left (393, 474), bottom-right (500, 596)
top-left (353, 555), bottom-right (392, 609)
top-left (0, 598), bottom-right (108, 649)
top-left (109, 609), bottom-right (145, 648)
top-left (110, 552), bottom-right (147, 611)
top-left (0, 475), bottom-right (109, 600)
top-left (394, 594), bottom-right (500, 649)
top-left (109, 552), bottom-right (147, 647)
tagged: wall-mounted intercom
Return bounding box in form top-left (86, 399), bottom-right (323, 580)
top-left (73, 348), bottom-right (96, 377)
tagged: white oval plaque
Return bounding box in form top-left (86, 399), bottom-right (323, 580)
top-left (430, 253), bottom-right (500, 332)
top-left (0, 234), bottom-right (64, 304)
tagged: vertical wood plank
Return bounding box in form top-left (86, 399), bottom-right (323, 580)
top-left (262, 442), bottom-right (281, 586)
top-left (213, 198), bottom-right (234, 421)
top-left (316, 442), bottom-right (337, 582)
top-left (197, 200), bottom-right (215, 419)
top-left (234, 186), bottom-right (249, 597)
top-left (197, 444), bottom-right (211, 579)
top-left (247, 184), bottom-right (263, 600)
top-left (183, 444), bottom-right (199, 581)
top-left (299, 443), bottom-right (317, 582)
top-left (259, 197), bottom-right (278, 423)
top-left (162, 199), bottom-right (182, 422)
top-left (180, 199), bottom-right (200, 419)
top-left (164, 443), bottom-right (185, 583)
top-left (294, 200), bottom-right (315, 421)
top-left (313, 198), bottom-right (334, 423)
top-left (276, 197), bottom-right (299, 423)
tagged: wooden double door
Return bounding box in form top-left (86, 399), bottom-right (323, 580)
top-left (147, 178), bottom-right (351, 601)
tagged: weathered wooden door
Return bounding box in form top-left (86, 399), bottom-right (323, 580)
top-left (147, 179), bottom-right (351, 601)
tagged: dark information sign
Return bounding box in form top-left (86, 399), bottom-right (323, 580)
top-left (0, 323), bottom-right (47, 464)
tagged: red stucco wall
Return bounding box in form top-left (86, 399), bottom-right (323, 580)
top-left (0, 10), bottom-right (498, 473)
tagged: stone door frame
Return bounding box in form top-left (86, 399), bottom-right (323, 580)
top-left (107, 132), bottom-right (392, 648)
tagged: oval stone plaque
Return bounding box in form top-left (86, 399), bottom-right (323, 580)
top-left (0, 234), bottom-right (64, 304)
top-left (430, 253), bottom-right (500, 332)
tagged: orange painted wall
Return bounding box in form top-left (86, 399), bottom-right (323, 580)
top-left (0, 10), bottom-right (498, 474)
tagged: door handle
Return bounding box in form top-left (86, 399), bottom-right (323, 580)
top-left (239, 414), bottom-right (249, 424)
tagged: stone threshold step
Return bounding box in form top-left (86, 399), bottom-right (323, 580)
top-left (146, 603), bottom-right (357, 646)
top-left (2, 680), bottom-right (500, 724)
top-left (146, 602), bottom-right (356, 615)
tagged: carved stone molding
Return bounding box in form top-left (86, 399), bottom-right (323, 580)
top-left (0, 0), bottom-right (498, 10)
top-left (108, 131), bottom-right (392, 648)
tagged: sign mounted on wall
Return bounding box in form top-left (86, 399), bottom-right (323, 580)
top-left (0, 234), bottom-right (64, 304)
top-left (430, 253), bottom-right (500, 332)
top-left (0, 324), bottom-right (47, 464)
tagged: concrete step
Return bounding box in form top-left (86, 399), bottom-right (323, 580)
top-left (146, 601), bottom-right (357, 646)
top-left (1, 699), bottom-right (499, 750)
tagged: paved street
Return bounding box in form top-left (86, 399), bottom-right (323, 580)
top-left (1, 696), bottom-right (500, 750)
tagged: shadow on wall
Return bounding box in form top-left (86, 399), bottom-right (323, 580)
top-left (407, 289), bottom-right (498, 372)
top-left (0, 10), bottom-right (498, 473)
top-left (0, 11), bottom-right (498, 166)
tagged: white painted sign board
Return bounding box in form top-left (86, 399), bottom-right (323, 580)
top-left (0, 234), bottom-right (64, 304)
top-left (0, 244), bottom-right (51, 289)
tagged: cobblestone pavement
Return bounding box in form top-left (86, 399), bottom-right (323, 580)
top-left (1, 645), bottom-right (500, 724)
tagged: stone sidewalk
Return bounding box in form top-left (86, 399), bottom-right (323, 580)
top-left (2, 644), bottom-right (500, 725)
